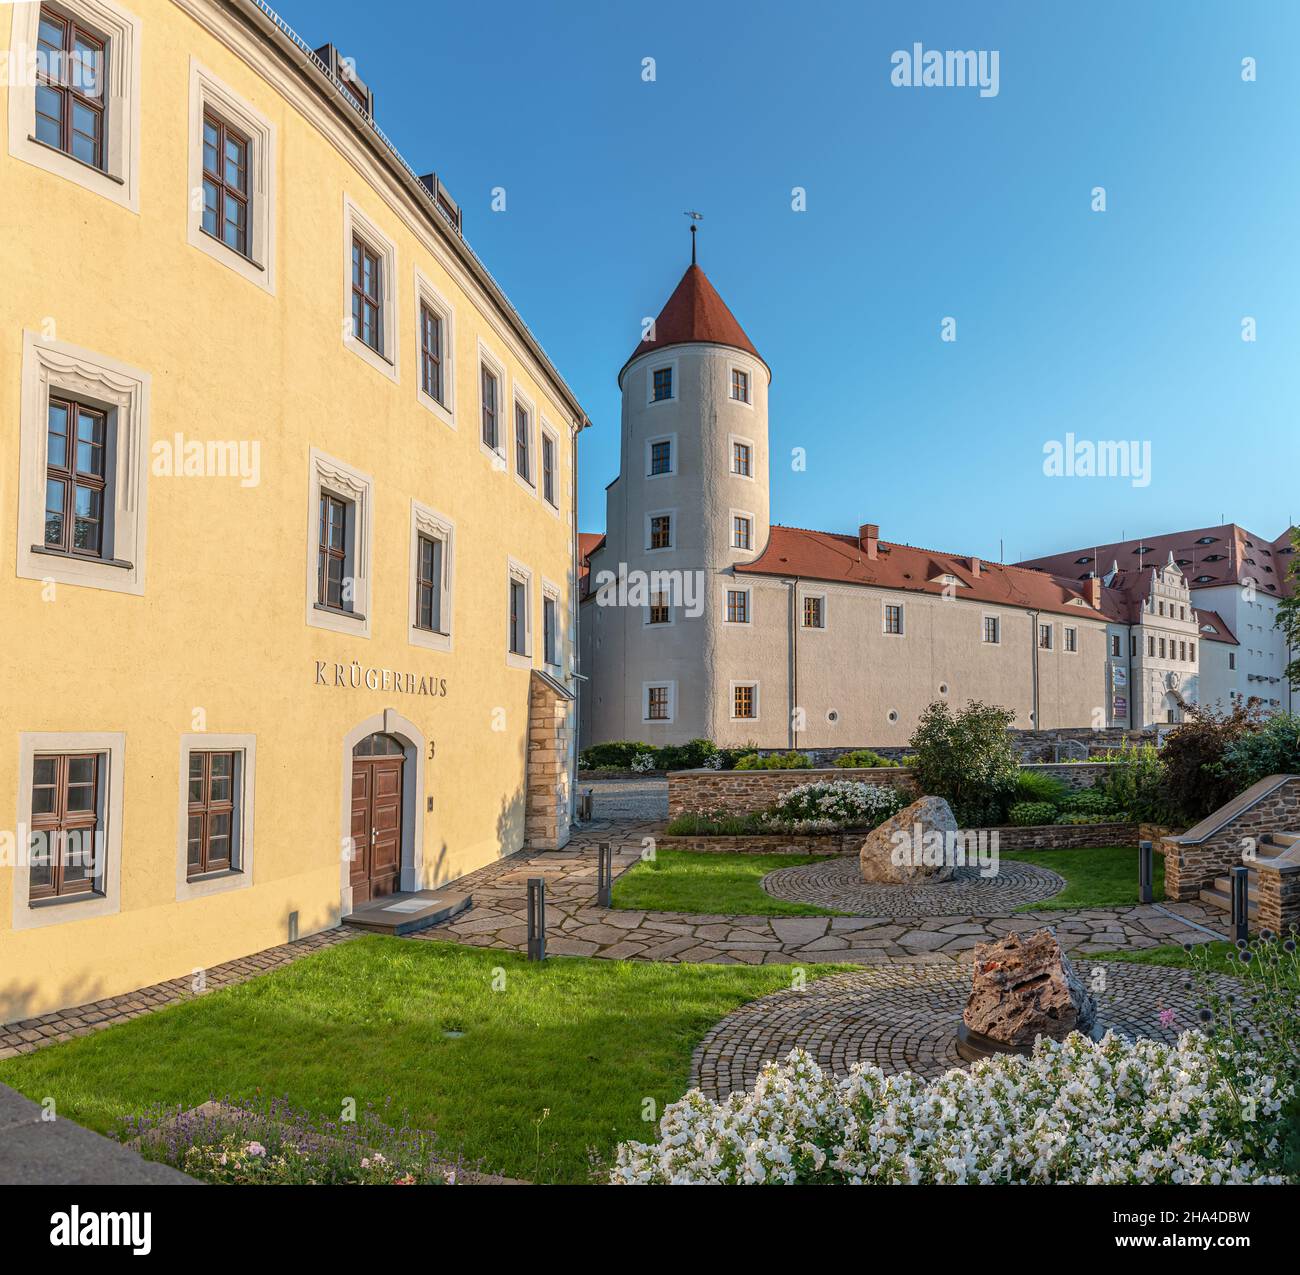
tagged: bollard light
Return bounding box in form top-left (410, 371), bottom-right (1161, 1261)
top-left (527, 877), bottom-right (546, 961)
top-left (597, 842), bottom-right (613, 908)
top-left (1230, 865), bottom-right (1249, 944)
top-left (1138, 841), bottom-right (1153, 905)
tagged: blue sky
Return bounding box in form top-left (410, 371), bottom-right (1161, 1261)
top-left (276, 0), bottom-right (1298, 562)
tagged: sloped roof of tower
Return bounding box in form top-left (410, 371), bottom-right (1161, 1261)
top-left (619, 265), bottom-right (768, 384)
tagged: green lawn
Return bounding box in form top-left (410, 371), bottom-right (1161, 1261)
top-left (1006, 846), bottom-right (1163, 911)
top-left (612, 849), bottom-right (837, 916)
top-left (1096, 941), bottom-right (1300, 988)
top-left (0, 937), bottom-right (844, 1184)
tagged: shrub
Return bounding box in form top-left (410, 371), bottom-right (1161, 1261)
top-left (1158, 703), bottom-right (1262, 824)
top-left (771, 781), bottom-right (907, 830)
top-left (1054, 812), bottom-right (1119, 826)
top-left (612, 1035), bottom-right (1288, 1184)
top-left (1007, 801), bottom-right (1058, 827)
top-left (579, 741), bottom-right (653, 770)
top-left (664, 811), bottom-right (764, 836)
top-left (653, 738), bottom-right (722, 771)
top-left (1224, 713), bottom-right (1300, 791)
top-left (630, 751), bottom-right (657, 773)
top-left (833, 749), bottom-right (898, 769)
top-left (1058, 789), bottom-right (1119, 819)
top-left (1012, 769), bottom-right (1070, 807)
top-left (1100, 742), bottom-right (1167, 824)
top-left (908, 700), bottom-right (1018, 827)
top-left (734, 751), bottom-right (813, 770)
top-left (122, 1097), bottom-right (459, 1185)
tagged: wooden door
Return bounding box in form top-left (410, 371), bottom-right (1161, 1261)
top-left (349, 755), bottom-right (404, 905)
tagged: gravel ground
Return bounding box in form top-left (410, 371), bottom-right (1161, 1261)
top-left (578, 778), bottom-right (668, 822)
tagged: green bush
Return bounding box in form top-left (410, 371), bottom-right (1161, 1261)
top-left (1007, 801), bottom-right (1058, 827)
top-left (833, 749), bottom-right (898, 769)
top-left (1100, 742), bottom-right (1167, 824)
top-left (1059, 789), bottom-right (1119, 820)
top-left (1054, 812), bottom-right (1120, 826)
top-left (654, 738), bottom-right (721, 771)
top-left (1157, 703), bottom-right (1261, 824)
top-left (579, 741), bottom-right (654, 770)
top-left (1224, 713), bottom-right (1300, 790)
top-left (898, 754), bottom-right (920, 768)
top-left (1012, 769), bottom-right (1070, 807)
top-left (908, 699), bottom-right (1019, 826)
top-left (733, 751), bottom-right (813, 770)
top-left (664, 811), bottom-right (764, 836)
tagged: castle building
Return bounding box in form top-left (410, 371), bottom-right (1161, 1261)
top-left (2, 0), bottom-right (585, 1022)
top-left (1020, 524), bottom-right (1295, 719)
top-left (579, 261), bottom-right (1117, 749)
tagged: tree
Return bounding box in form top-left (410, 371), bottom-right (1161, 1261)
top-left (908, 699), bottom-right (1018, 827)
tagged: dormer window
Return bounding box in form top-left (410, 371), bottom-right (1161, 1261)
top-left (1194, 575), bottom-right (1214, 584)
top-left (1195, 536), bottom-right (1218, 545)
top-left (1074, 556), bottom-right (1092, 564)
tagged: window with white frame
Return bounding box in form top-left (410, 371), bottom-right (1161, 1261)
top-left (725, 587), bottom-right (750, 624)
top-left (732, 514), bottom-right (753, 550)
top-left (1064, 626), bottom-right (1078, 653)
top-left (187, 59), bottom-right (276, 292)
top-left (342, 196), bottom-right (399, 381)
top-left (982, 615), bottom-right (1000, 644)
top-left (646, 435), bottom-right (674, 477)
top-left (541, 424), bottom-right (559, 508)
top-left (884, 603), bottom-right (904, 635)
top-left (409, 500), bottom-right (453, 652)
top-left (1039, 623), bottom-right (1053, 650)
top-left (479, 345), bottom-right (506, 458)
top-left (507, 562), bottom-right (532, 664)
top-left (803, 594), bottom-right (826, 629)
top-left (644, 683), bottom-right (675, 722)
top-left (414, 270), bottom-right (454, 425)
top-left (8, 0), bottom-right (142, 212)
top-left (307, 449), bottom-right (372, 637)
top-left (14, 730), bottom-right (125, 930)
top-left (731, 438), bottom-right (753, 477)
top-left (648, 512), bottom-right (673, 551)
top-left (730, 368), bottom-right (750, 403)
top-left (731, 682), bottom-right (759, 720)
top-left (514, 393), bottom-right (534, 487)
top-left (17, 332), bottom-right (150, 597)
top-left (646, 592), bottom-right (672, 625)
top-left (651, 365), bottom-right (673, 402)
top-left (542, 585), bottom-right (560, 667)
top-left (176, 733), bottom-right (256, 901)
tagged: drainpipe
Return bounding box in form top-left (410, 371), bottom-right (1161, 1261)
top-left (1029, 609), bottom-right (1040, 733)
top-left (785, 578), bottom-right (799, 750)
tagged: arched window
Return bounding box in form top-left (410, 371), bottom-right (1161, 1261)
top-left (352, 732), bottom-right (404, 757)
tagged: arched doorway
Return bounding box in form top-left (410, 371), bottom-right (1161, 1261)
top-left (350, 732), bottom-right (405, 903)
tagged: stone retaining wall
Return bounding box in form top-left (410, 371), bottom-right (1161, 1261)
top-left (667, 762), bottom-right (1118, 818)
top-left (1163, 775), bottom-right (1300, 905)
top-left (1256, 861), bottom-right (1300, 935)
top-left (980, 821), bottom-right (1138, 851)
top-left (656, 833), bottom-right (857, 856)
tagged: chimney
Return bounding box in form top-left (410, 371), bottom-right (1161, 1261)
top-left (858, 523), bottom-right (879, 560)
top-left (970, 556), bottom-right (982, 578)
top-left (1085, 576), bottom-right (1102, 609)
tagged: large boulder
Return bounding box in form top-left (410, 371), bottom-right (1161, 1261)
top-left (858, 795), bottom-right (959, 883)
top-left (962, 928), bottom-right (1097, 1050)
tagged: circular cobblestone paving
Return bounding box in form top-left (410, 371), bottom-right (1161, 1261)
top-left (761, 856), bottom-right (1067, 917)
top-left (690, 961), bottom-right (1245, 1099)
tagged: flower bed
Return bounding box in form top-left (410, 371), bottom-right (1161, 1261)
top-left (612, 1032), bottom-right (1289, 1185)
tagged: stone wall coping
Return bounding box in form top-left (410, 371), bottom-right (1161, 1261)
top-left (1254, 858), bottom-right (1300, 876)
top-left (1170, 774), bottom-right (1300, 846)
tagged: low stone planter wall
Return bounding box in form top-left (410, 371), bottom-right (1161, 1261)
top-left (1138, 824), bottom-right (1185, 855)
top-left (976, 821), bottom-right (1139, 851)
top-left (667, 762), bottom-right (1120, 818)
top-left (577, 769), bottom-right (666, 781)
top-left (668, 767), bottom-right (919, 818)
top-left (655, 832), bottom-right (859, 856)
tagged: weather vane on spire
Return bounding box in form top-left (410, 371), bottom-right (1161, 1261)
top-left (684, 210), bottom-right (703, 264)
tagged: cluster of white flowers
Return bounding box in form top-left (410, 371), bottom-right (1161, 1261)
top-left (630, 751), bottom-right (657, 773)
top-left (772, 781), bottom-right (907, 829)
top-left (611, 1034), bottom-right (1287, 1185)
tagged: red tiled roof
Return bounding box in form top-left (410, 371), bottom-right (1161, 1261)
top-left (578, 531), bottom-right (606, 599)
top-left (619, 265), bottom-right (765, 383)
top-left (735, 525), bottom-right (1108, 622)
top-left (1195, 609), bottom-right (1239, 645)
top-left (1017, 523), bottom-right (1296, 599)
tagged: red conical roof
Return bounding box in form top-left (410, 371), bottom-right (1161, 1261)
top-left (620, 264), bottom-right (766, 383)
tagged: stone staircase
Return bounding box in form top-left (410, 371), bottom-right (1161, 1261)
top-left (1198, 831), bottom-right (1300, 918)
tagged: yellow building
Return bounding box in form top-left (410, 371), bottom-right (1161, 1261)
top-left (0, 0), bottom-right (588, 1022)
